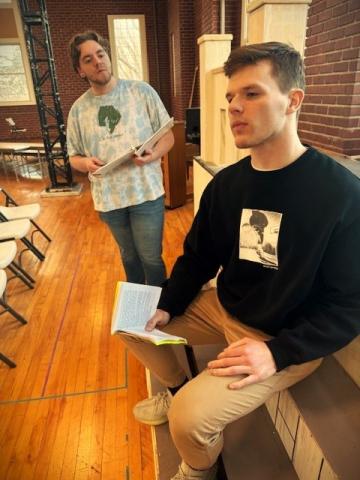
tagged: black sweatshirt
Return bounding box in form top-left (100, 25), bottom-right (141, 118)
top-left (158, 147), bottom-right (360, 370)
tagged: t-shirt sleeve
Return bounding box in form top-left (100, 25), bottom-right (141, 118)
top-left (66, 104), bottom-right (85, 157)
top-left (141, 83), bottom-right (170, 133)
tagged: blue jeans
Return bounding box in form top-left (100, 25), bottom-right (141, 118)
top-left (99, 196), bottom-right (166, 286)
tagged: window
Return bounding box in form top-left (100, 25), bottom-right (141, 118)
top-left (0, 44), bottom-right (30, 102)
top-left (0, 0), bottom-right (35, 105)
top-left (108, 15), bottom-right (149, 82)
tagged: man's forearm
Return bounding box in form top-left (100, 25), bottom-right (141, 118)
top-left (152, 130), bottom-right (174, 161)
top-left (69, 155), bottom-right (89, 173)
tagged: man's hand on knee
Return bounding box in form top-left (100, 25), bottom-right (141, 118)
top-left (207, 337), bottom-right (277, 389)
top-left (145, 309), bottom-right (171, 331)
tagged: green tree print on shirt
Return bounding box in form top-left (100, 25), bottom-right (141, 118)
top-left (98, 106), bottom-right (121, 134)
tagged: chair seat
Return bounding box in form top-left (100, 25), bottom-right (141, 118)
top-left (0, 241), bottom-right (17, 268)
top-left (0, 269), bottom-right (7, 297)
top-left (0, 203), bottom-right (40, 221)
top-left (0, 219), bottom-right (31, 240)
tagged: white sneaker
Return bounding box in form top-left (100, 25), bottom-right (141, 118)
top-left (171, 461), bottom-right (218, 479)
top-left (133, 390), bottom-right (171, 426)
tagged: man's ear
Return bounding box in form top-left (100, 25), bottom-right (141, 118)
top-left (287, 88), bottom-right (305, 114)
top-left (77, 67), bottom-right (85, 78)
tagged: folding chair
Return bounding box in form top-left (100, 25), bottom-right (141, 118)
top-left (0, 240), bottom-right (35, 289)
top-left (0, 189), bottom-right (51, 243)
top-left (0, 269), bottom-right (27, 368)
top-left (0, 219), bottom-right (45, 262)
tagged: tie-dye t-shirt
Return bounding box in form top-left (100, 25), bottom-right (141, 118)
top-left (67, 79), bottom-right (170, 212)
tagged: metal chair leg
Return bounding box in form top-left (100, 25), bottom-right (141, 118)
top-left (184, 345), bottom-right (199, 377)
top-left (11, 260), bottom-right (35, 283)
top-left (20, 237), bottom-right (45, 261)
top-left (30, 219), bottom-right (51, 242)
top-left (0, 352), bottom-right (16, 368)
top-left (7, 264), bottom-right (34, 289)
top-left (0, 298), bottom-right (27, 324)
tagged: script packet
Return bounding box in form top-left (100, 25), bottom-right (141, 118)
top-left (94, 117), bottom-right (174, 176)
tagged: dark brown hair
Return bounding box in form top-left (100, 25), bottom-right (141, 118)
top-left (224, 42), bottom-right (305, 92)
top-left (69, 31), bottom-right (110, 72)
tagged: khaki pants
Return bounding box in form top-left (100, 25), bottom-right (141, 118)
top-left (120, 288), bottom-right (322, 469)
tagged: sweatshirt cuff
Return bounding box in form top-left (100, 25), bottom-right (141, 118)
top-left (265, 339), bottom-right (293, 371)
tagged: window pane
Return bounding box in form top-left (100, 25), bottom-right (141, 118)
top-left (0, 44), bottom-right (30, 101)
top-left (114, 18), bottom-right (143, 80)
top-left (0, 74), bottom-right (29, 101)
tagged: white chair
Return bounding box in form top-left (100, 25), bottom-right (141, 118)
top-left (0, 203), bottom-right (40, 220)
top-left (0, 241), bottom-right (35, 289)
top-left (0, 219), bottom-right (45, 262)
top-left (0, 189), bottom-right (51, 243)
top-left (0, 269), bottom-right (27, 368)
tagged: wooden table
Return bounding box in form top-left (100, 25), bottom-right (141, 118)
top-left (0, 142), bottom-right (49, 180)
top-left (0, 142), bottom-right (31, 153)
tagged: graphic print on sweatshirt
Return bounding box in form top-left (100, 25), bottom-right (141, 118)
top-left (239, 209), bottom-right (282, 269)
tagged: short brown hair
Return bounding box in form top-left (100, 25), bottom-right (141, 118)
top-left (224, 42), bottom-right (305, 93)
top-left (69, 31), bottom-right (110, 72)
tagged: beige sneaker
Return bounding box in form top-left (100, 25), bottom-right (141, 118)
top-left (171, 461), bottom-right (218, 480)
top-left (133, 390), bottom-right (171, 426)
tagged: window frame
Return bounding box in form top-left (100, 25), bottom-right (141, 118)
top-left (107, 14), bottom-right (149, 83)
top-left (0, 0), bottom-right (35, 106)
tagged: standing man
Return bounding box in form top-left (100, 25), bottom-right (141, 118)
top-left (119, 42), bottom-right (360, 480)
top-left (67, 31), bottom-right (174, 286)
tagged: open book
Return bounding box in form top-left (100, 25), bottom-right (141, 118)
top-left (94, 117), bottom-right (174, 176)
top-left (111, 281), bottom-right (187, 345)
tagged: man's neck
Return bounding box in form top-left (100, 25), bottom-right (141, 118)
top-left (90, 76), bottom-right (117, 96)
top-left (250, 132), bottom-right (306, 172)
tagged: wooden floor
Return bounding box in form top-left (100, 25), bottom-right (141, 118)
top-left (0, 170), bottom-right (193, 480)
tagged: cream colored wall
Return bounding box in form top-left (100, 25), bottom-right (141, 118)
top-left (197, 34), bottom-right (233, 166)
top-left (247, 1), bottom-right (311, 53)
top-left (209, 67), bottom-right (248, 167)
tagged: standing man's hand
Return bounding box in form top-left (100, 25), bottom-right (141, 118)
top-left (207, 337), bottom-right (277, 389)
top-left (85, 157), bottom-right (105, 173)
top-left (133, 148), bottom-right (154, 166)
top-left (145, 309), bottom-right (171, 331)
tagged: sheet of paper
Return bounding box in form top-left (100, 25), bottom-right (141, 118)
top-left (134, 117), bottom-right (174, 157)
top-left (93, 147), bottom-right (135, 176)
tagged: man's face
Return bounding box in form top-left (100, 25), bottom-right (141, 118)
top-left (226, 60), bottom-right (293, 149)
top-left (77, 40), bottom-right (112, 86)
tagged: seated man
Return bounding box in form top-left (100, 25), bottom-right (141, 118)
top-left (119, 42), bottom-right (360, 480)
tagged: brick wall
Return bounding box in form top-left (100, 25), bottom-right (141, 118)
top-left (299, 0), bottom-right (360, 157)
top-left (0, 0), bottom-right (171, 141)
top-left (0, 0), bottom-right (244, 140)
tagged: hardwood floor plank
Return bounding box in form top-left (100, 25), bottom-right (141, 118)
top-left (0, 402), bottom-right (31, 479)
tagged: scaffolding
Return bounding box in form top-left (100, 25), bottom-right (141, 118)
top-left (18, 0), bottom-right (81, 195)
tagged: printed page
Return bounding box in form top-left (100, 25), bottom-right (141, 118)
top-left (112, 282), bottom-right (161, 332)
top-left (111, 281), bottom-right (186, 344)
